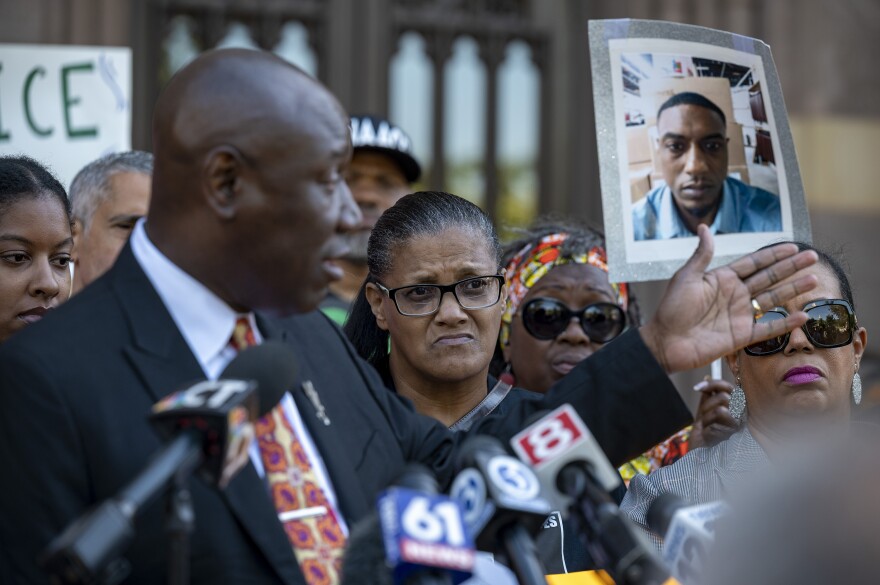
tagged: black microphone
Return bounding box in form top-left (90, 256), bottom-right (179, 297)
top-left (646, 494), bottom-right (726, 585)
top-left (449, 435), bottom-right (552, 585)
top-left (342, 464), bottom-right (476, 585)
top-left (510, 404), bottom-right (672, 585)
top-left (40, 342), bottom-right (298, 585)
top-left (341, 514), bottom-right (393, 585)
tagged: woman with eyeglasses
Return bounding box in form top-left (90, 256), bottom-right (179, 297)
top-left (619, 242), bottom-right (867, 546)
top-left (0, 156), bottom-right (73, 345)
top-left (344, 192), bottom-right (691, 441)
top-left (492, 220), bottom-right (739, 483)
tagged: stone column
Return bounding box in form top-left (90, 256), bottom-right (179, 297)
top-left (425, 31), bottom-right (452, 190)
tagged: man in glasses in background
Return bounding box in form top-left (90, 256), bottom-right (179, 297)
top-left (632, 91), bottom-right (782, 241)
top-left (320, 115), bottom-right (421, 325)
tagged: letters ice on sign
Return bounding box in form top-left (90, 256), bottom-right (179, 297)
top-left (0, 44), bottom-right (132, 189)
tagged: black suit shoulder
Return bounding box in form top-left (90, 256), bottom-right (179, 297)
top-left (0, 251), bottom-right (226, 584)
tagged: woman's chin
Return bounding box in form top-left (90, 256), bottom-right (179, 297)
top-left (426, 358), bottom-right (487, 385)
top-left (781, 391), bottom-right (837, 417)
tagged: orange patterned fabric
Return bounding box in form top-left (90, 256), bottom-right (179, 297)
top-left (230, 316), bottom-right (346, 585)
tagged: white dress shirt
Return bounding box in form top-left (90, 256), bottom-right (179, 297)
top-left (130, 220), bottom-right (347, 533)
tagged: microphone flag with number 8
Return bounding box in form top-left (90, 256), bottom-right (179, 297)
top-left (511, 404), bottom-right (620, 510)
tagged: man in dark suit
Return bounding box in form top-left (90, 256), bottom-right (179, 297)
top-left (0, 49), bottom-right (819, 584)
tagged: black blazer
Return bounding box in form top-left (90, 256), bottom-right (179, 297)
top-left (0, 244), bottom-right (690, 584)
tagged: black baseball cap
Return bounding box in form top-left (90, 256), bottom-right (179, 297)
top-left (350, 115), bottom-right (422, 183)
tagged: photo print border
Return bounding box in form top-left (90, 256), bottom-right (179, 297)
top-left (589, 19), bottom-right (811, 283)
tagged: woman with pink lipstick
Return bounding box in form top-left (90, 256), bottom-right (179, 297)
top-left (620, 242), bottom-right (867, 547)
top-left (0, 156), bottom-right (73, 344)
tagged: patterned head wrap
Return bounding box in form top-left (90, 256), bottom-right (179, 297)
top-left (499, 232), bottom-right (629, 348)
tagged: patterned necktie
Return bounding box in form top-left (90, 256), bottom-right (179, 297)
top-left (230, 316), bottom-right (346, 585)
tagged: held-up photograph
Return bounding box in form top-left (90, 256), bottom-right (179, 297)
top-left (590, 20), bottom-right (811, 282)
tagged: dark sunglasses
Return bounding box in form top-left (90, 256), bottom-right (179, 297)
top-left (745, 299), bottom-right (856, 356)
top-left (521, 297), bottom-right (626, 343)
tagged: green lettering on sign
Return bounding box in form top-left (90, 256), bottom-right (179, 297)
top-left (23, 66), bottom-right (53, 137)
top-left (62, 62), bottom-right (98, 139)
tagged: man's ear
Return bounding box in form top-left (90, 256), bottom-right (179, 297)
top-left (365, 282), bottom-right (390, 331)
top-left (204, 147), bottom-right (243, 220)
top-left (71, 219), bottom-right (83, 262)
top-left (70, 219), bottom-right (82, 252)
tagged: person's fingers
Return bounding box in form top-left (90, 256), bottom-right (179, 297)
top-left (748, 311), bottom-right (809, 346)
top-left (751, 275), bottom-right (819, 312)
top-left (678, 224), bottom-right (715, 277)
top-left (699, 391), bottom-right (732, 409)
top-left (726, 243), bottom-right (801, 281)
top-left (701, 410), bottom-right (739, 439)
top-left (698, 393), bottom-right (732, 421)
top-left (694, 379), bottom-right (735, 393)
top-left (701, 402), bottom-right (737, 428)
top-left (743, 250), bottom-right (819, 296)
top-left (713, 412), bottom-right (739, 429)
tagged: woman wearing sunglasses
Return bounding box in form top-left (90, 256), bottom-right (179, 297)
top-left (619, 242), bottom-right (867, 545)
top-left (493, 221), bottom-right (738, 481)
top-left (495, 223), bottom-right (636, 393)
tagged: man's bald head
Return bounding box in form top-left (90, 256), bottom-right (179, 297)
top-left (151, 49), bottom-right (343, 208)
top-left (144, 49), bottom-right (360, 316)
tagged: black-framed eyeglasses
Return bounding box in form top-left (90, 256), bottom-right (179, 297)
top-left (375, 274), bottom-right (504, 316)
top-left (521, 297), bottom-right (626, 343)
top-left (745, 298), bottom-right (856, 356)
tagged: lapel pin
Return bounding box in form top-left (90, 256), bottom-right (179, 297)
top-left (302, 380), bottom-right (331, 426)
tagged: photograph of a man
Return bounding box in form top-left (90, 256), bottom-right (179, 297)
top-left (632, 92), bottom-right (782, 240)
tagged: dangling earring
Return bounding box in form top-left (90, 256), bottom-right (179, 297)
top-left (852, 372), bottom-right (862, 406)
top-left (730, 376), bottom-right (747, 422)
top-left (499, 363), bottom-right (516, 387)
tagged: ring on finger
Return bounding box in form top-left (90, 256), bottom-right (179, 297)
top-left (751, 298), bottom-right (764, 320)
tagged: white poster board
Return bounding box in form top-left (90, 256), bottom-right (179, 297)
top-left (0, 43), bottom-right (132, 189)
top-left (589, 20), bottom-right (810, 283)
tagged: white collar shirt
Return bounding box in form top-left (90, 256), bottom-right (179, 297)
top-left (129, 220), bottom-right (347, 533)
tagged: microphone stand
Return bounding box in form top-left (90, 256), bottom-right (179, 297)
top-left (166, 455), bottom-right (199, 585)
top-left (42, 432), bottom-right (203, 585)
top-left (557, 464), bottom-right (673, 585)
top-left (499, 524), bottom-right (548, 585)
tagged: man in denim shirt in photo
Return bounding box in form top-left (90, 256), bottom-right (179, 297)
top-left (632, 92), bottom-right (781, 240)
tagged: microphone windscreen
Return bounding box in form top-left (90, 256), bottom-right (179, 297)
top-left (391, 463), bottom-right (440, 495)
top-left (220, 341), bottom-right (298, 415)
top-left (454, 435), bottom-right (507, 471)
top-left (646, 492), bottom-right (685, 536)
